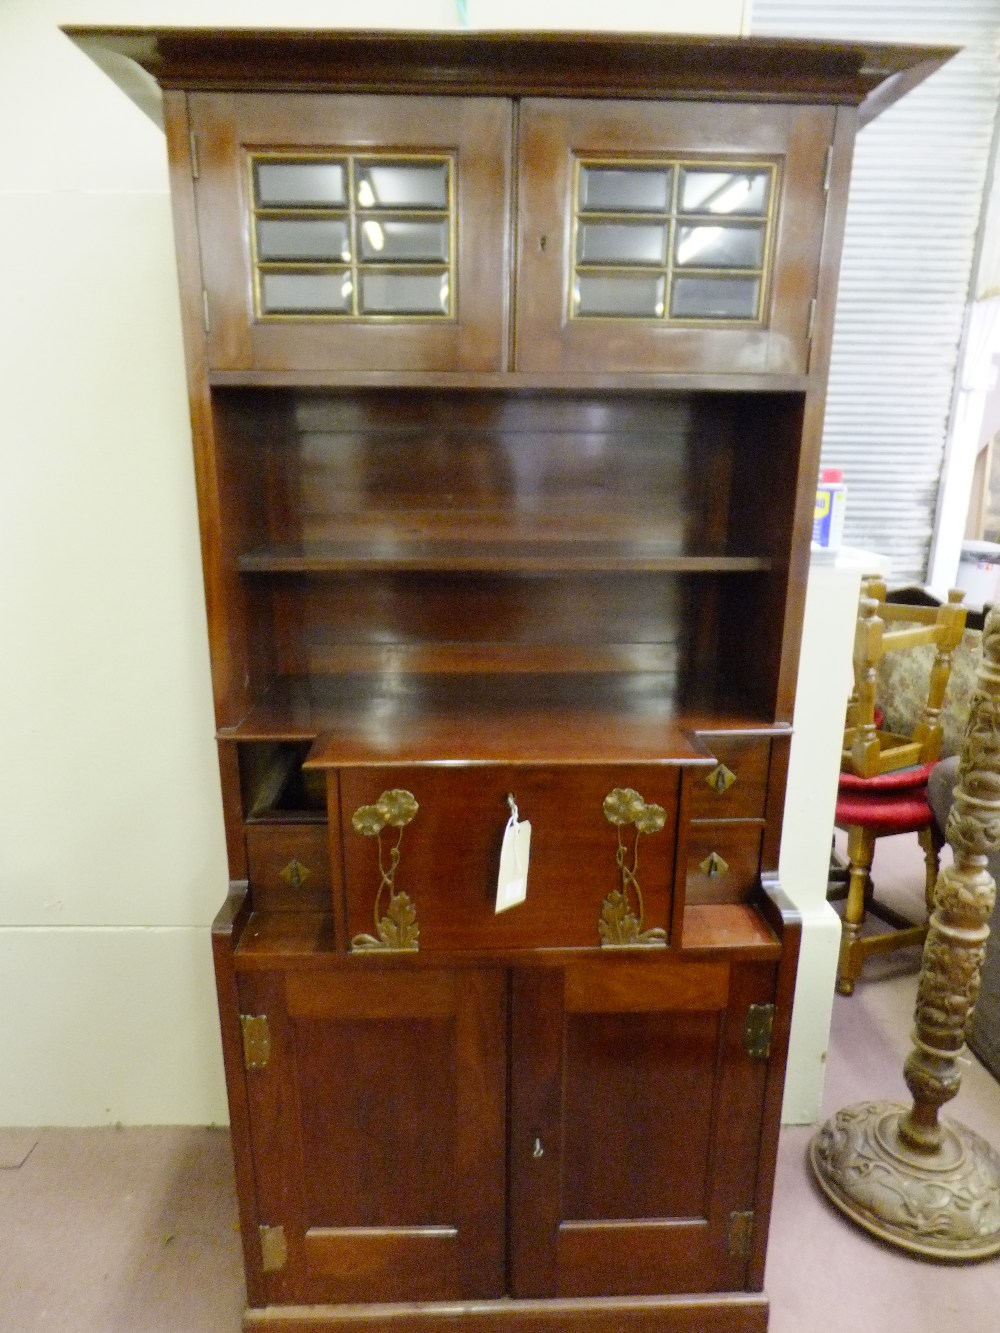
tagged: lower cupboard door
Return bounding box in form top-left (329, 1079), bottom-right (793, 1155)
top-left (237, 965), bottom-right (507, 1306)
top-left (509, 955), bottom-right (776, 1298)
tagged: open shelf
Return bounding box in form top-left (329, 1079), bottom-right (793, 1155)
top-left (237, 539), bottom-right (772, 576)
top-left (209, 385), bottom-right (806, 734)
top-left (239, 739), bottom-right (327, 822)
top-left (219, 672), bottom-right (780, 760)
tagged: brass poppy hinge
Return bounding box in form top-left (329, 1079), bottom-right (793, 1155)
top-left (744, 1003), bottom-right (775, 1061)
top-left (240, 1014), bottom-right (271, 1071)
top-left (259, 1224), bottom-right (287, 1273)
top-left (727, 1210), bottom-right (755, 1262)
top-left (350, 789), bottom-right (420, 952)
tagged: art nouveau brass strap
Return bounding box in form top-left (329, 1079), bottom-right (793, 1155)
top-left (350, 789), bottom-right (420, 951)
top-left (599, 787), bottom-right (668, 946)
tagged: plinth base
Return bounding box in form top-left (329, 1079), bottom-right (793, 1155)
top-left (811, 1101), bottom-right (1000, 1260)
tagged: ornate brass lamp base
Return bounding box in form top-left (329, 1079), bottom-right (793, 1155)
top-left (811, 1101), bottom-right (1000, 1260)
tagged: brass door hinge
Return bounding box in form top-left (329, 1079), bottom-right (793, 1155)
top-left (727, 1210), bottom-right (755, 1262)
top-left (240, 1014), bottom-right (271, 1071)
top-left (745, 1003), bottom-right (775, 1061)
top-left (259, 1224), bottom-right (287, 1273)
top-left (189, 130), bottom-right (200, 179)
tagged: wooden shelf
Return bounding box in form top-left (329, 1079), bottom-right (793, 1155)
top-left (233, 908), bottom-right (782, 966)
top-left (237, 540), bottom-right (773, 576)
top-left (208, 367), bottom-right (814, 393)
top-left (219, 672), bottom-right (780, 759)
top-left (680, 904), bottom-right (781, 957)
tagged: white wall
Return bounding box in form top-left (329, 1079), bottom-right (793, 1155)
top-left (0, 1), bottom-right (752, 1125)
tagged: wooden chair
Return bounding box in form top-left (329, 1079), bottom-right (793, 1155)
top-left (833, 580), bottom-right (967, 995)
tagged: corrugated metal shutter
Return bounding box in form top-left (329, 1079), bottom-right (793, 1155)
top-left (751, 1), bottom-right (1000, 580)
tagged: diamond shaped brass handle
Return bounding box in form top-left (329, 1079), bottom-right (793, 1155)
top-left (707, 764), bottom-right (737, 795)
top-left (280, 858), bottom-right (311, 888)
top-left (699, 851), bottom-right (729, 879)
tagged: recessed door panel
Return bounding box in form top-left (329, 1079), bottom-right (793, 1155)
top-left (509, 956), bottom-right (777, 1299)
top-left (237, 965), bottom-right (506, 1305)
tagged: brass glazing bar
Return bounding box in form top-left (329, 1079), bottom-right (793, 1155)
top-left (570, 155), bottom-right (778, 327)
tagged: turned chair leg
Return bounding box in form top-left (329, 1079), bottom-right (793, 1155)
top-left (838, 824), bottom-right (875, 996)
top-left (917, 824), bottom-right (943, 915)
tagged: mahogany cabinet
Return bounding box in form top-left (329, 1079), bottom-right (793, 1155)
top-left (67, 27), bottom-right (952, 1333)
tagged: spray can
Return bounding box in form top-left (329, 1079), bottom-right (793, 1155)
top-left (813, 467), bottom-right (847, 553)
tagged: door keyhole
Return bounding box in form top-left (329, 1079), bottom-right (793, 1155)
top-left (532, 1136), bottom-right (544, 1158)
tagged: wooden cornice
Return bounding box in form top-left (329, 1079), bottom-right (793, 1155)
top-left (63, 26), bottom-right (956, 128)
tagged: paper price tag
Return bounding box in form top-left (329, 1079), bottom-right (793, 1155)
top-left (496, 806), bottom-right (531, 914)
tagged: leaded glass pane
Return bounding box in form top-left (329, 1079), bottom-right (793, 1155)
top-left (359, 271), bottom-right (450, 315)
top-left (360, 219), bottom-right (450, 263)
top-left (251, 153), bottom-right (454, 321)
top-left (577, 223), bottom-right (667, 267)
top-left (257, 218), bottom-right (351, 262)
top-left (256, 161), bottom-right (346, 208)
top-left (674, 224), bottom-right (765, 270)
top-left (678, 170), bottom-right (770, 217)
top-left (570, 155), bottom-right (775, 324)
top-left (574, 273), bottom-right (665, 318)
top-left (260, 270), bottom-right (353, 314)
top-left (670, 275), bottom-right (761, 320)
top-left (579, 166), bottom-right (672, 213)
top-left (356, 163), bottom-right (449, 210)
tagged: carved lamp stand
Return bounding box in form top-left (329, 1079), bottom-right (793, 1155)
top-left (811, 607), bottom-right (1000, 1259)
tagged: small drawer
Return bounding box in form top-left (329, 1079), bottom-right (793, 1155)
top-left (687, 737), bottom-right (770, 821)
top-left (246, 823), bottom-right (331, 911)
top-left (339, 764), bottom-right (680, 953)
top-left (684, 822), bottom-right (763, 907)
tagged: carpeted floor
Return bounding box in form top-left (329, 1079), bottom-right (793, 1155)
top-left (2, 834), bottom-right (998, 1331)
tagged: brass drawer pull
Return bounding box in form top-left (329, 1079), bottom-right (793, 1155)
top-left (599, 788), bottom-right (668, 948)
top-left (350, 789), bottom-right (421, 952)
top-left (700, 851), bottom-right (730, 879)
top-left (279, 858), bottom-right (311, 888)
top-left (707, 763), bottom-right (737, 795)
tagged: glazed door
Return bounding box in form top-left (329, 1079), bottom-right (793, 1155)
top-left (515, 99), bottom-right (834, 375)
top-left (237, 964), bottom-right (507, 1305)
top-left (509, 954), bottom-right (776, 1297)
top-left (190, 93), bottom-right (512, 372)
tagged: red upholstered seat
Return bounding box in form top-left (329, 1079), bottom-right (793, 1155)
top-left (837, 763), bottom-right (934, 795)
top-left (835, 789), bottom-right (933, 833)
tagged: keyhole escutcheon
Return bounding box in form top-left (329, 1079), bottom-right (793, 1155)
top-left (532, 1136), bottom-right (544, 1158)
